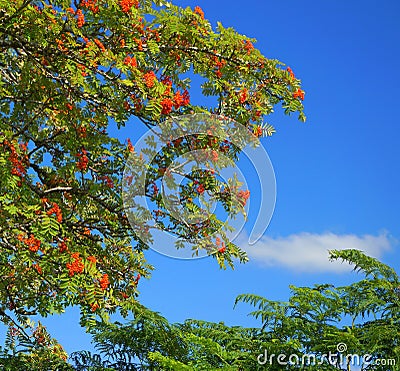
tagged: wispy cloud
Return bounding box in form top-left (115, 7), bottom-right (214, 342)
top-left (239, 232), bottom-right (392, 273)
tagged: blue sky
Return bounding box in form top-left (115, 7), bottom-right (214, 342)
top-left (27, 0), bottom-right (400, 358)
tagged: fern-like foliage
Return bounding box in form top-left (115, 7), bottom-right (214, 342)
top-left (329, 249), bottom-right (399, 282)
top-left (235, 250), bottom-right (400, 371)
top-left (9, 249), bottom-right (398, 370)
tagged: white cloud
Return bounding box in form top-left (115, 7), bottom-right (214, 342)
top-left (239, 232), bottom-right (392, 273)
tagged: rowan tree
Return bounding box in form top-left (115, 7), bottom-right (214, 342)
top-left (0, 0), bottom-right (305, 360)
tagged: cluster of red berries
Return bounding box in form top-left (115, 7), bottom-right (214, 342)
top-left (32, 263), bottom-right (43, 274)
top-left (58, 239), bottom-right (68, 252)
top-left (99, 273), bottom-right (110, 290)
top-left (210, 150), bottom-right (219, 162)
top-left (18, 234), bottom-right (41, 252)
top-left (161, 98), bottom-right (173, 115)
top-left (76, 149), bottom-right (89, 171)
top-left (253, 125), bottom-right (263, 138)
top-left (134, 273), bottom-right (141, 285)
top-left (196, 183), bottom-right (205, 194)
top-left (81, 0), bottom-right (99, 13)
top-left (127, 138), bottom-right (134, 153)
top-left (194, 6), bottom-right (204, 19)
top-left (77, 64), bottom-right (88, 77)
top-left (124, 55), bottom-right (137, 68)
top-left (243, 40), bottom-right (254, 55)
top-left (173, 90), bottom-right (190, 108)
top-left (287, 66), bottom-right (295, 80)
top-left (143, 71), bottom-right (156, 88)
top-left (161, 90), bottom-right (190, 115)
top-left (66, 252), bottom-right (84, 276)
top-left (76, 9), bottom-right (85, 28)
top-left (94, 38), bottom-right (106, 52)
top-left (119, 0), bottom-right (139, 13)
top-left (239, 88), bottom-right (248, 104)
top-left (293, 88), bottom-right (305, 100)
top-left (87, 256), bottom-right (97, 264)
top-left (216, 237), bottom-right (226, 253)
top-left (47, 202), bottom-right (63, 223)
top-left (2, 140), bottom-right (28, 180)
top-left (99, 175), bottom-right (114, 188)
top-left (237, 190), bottom-right (250, 206)
top-left (212, 56), bottom-right (226, 78)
